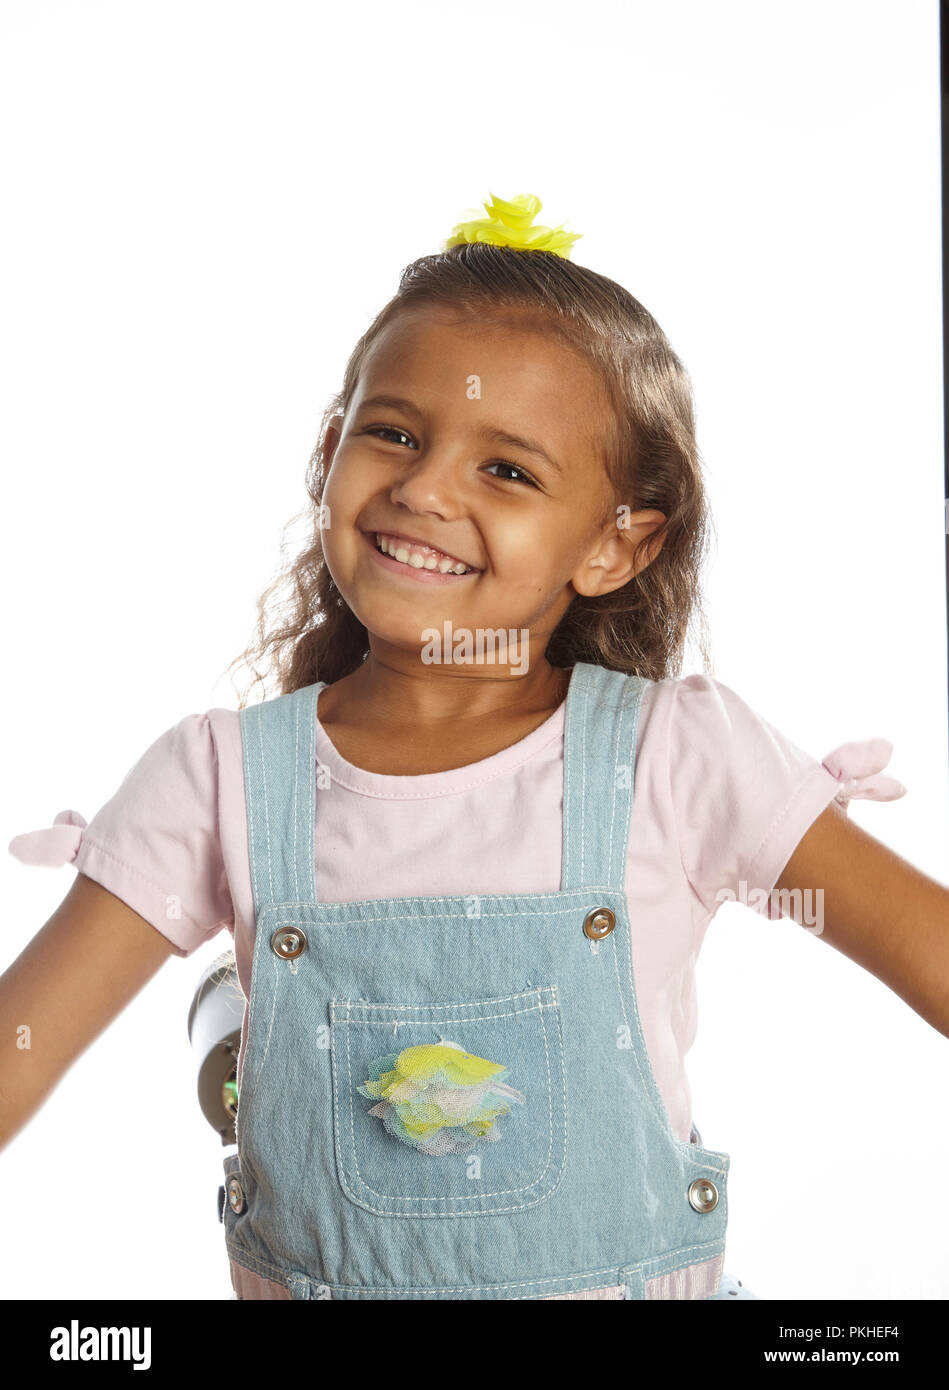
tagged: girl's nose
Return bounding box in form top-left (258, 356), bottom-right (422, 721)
top-left (387, 452), bottom-right (465, 515)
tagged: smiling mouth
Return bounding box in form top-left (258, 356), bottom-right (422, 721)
top-left (371, 531), bottom-right (477, 575)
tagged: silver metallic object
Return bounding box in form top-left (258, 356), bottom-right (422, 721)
top-left (187, 952), bottom-right (245, 1146)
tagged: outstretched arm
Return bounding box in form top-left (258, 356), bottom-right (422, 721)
top-left (0, 872), bottom-right (177, 1153)
top-left (774, 800), bottom-right (949, 1037)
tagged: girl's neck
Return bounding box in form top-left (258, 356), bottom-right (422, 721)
top-left (315, 659), bottom-right (573, 777)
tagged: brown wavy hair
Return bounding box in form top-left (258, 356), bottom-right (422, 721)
top-left (222, 242), bottom-right (715, 708)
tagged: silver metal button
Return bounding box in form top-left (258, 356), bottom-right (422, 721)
top-left (227, 1176), bottom-right (246, 1214)
top-left (582, 907), bottom-right (616, 940)
top-left (688, 1177), bottom-right (719, 1213)
top-left (271, 927), bottom-right (307, 960)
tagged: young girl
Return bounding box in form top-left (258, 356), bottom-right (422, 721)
top-left (4, 192), bottom-right (946, 1302)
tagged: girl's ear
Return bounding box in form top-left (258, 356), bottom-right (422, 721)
top-left (571, 510), bottom-right (667, 597)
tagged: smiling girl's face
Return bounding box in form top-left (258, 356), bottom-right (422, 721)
top-left (319, 304), bottom-right (664, 675)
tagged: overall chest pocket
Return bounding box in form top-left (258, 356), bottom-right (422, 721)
top-left (329, 987), bottom-right (566, 1217)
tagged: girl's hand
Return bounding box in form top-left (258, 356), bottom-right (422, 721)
top-left (774, 801), bottom-right (949, 1037)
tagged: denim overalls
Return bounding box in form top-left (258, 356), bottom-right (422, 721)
top-left (222, 660), bottom-right (731, 1299)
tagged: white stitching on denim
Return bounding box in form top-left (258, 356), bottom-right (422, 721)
top-left (306, 688), bottom-right (318, 903)
top-left (578, 668), bottom-right (588, 882)
top-left (255, 704), bottom-right (276, 910)
top-left (559, 666), bottom-right (574, 887)
top-left (259, 896), bottom-right (642, 923)
top-left (239, 710), bottom-right (262, 1099)
top-left (331, 988), bottom-right (558, 1016)
top-left (610, 676), bottom-right (643, 887)
top-left (241, 708), bottom-right (282, 1103)
top-left (291, 690), bottom-right (301, 902)
top-left (224, 1233), bottom-right (726, 1296)
top-left (345, 1003), bottom-right (545, 1029)
top-left (607, 677), bottom-right (621, 886)
top-left (537, 1284), bottom-right (626, 1300)
top-left (226, 1221), bottom-right (725, 1289)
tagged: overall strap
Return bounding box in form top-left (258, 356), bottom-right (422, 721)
top-left (561, 662), bottom-right (651, 892)
top-left (240, 682), bottom-right (324, 919)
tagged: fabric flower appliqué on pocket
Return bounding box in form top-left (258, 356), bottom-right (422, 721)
top-left (357, 1039), bottom-right (526, 1156)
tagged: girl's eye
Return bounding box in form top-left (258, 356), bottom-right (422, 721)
top-left (483, 460), bottom-right (539, 488)
top-left (364, 426), bottom-right (538, 488)
top-left (365, 425), bottom-right (416, 448)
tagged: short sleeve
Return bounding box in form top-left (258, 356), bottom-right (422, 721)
top-left (667, 675), bottom-right (844, 920)
top-left (71, 713), bottom-right (234, 956)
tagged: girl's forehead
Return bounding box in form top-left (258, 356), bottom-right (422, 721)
top-left (363, 309), bottom-right (608, 406)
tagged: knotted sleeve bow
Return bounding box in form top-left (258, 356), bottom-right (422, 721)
top-left (760, 738), bottom-right (906, 920)
top-left (8, 809), bottom-right (89, 867)
top-left (820, 738), bottom-right (906, 809)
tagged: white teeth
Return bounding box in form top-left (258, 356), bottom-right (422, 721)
top-left (374, 533), bottom-right (471, 575)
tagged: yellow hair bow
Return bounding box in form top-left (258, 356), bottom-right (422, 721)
top-left (442, 192), bottom-right (582, 260)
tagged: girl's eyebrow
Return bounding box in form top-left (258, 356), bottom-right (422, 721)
top-left (356, 392), bottom-right (563, 475)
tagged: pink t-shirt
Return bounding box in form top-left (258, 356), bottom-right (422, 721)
top-left (30, 672), bottom-right (883, 1145)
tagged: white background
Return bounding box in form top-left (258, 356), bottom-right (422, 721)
top-left (1, 0), bottom-right (945, 1302)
